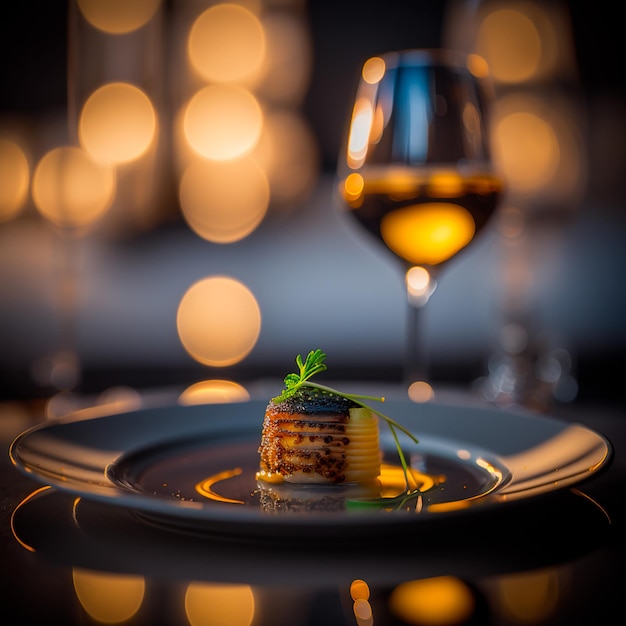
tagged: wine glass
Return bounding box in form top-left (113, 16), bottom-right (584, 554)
top-left (336, 49), bottom-right (503, 393)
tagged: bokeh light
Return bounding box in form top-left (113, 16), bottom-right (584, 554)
top-left (185, 582), bottom-right (255, 626)
top-left (350, 579), bottom-right (374, 624)
top-left (408, 380), bottom-right (435, 403)
top-left (179, 156), bottom-right (269, 243)
top-left (73, 568), bottom-right (145, 623)
top-left (79, 82), bottom-right (157, 165)
top-left (389, 576), bottom-right (476, 625)
top-left (183, 85), bottom-right (263, 161)
top-left (491, 93), bottom-right (585, 202)
top-left (188, 3), bottom-right (265, 85)
top-left (31, 351), bottom-right (81, 394)
top-left (472, 2), bottom-right (574, 87)
top-left (362, 56), bottom-right (386, 84)
top-left (171, 0), bottom-right (317, 223)
top-left (347, 97), bottom-right (374, 168)
top-left (476, 9), bottom-right (542, 83)
top-left (406, 266), bottom-right (433, 301)
top-left (350, 579), bottom-right (371, 601)
top-left (493, 109), bottom-right (558, 194)
top-left (32, 146), bottom-right (116, 228)
top-left (445, 0), bottom-right (578, 87)
top-left (496, 569), bottom-right (560, 623)
top-left (342, 172), bottom-right (364, 204)
top-left (77, 0), bottom-right (161, 34)
top-left (177, 276), bottom-right (262, 367)
top-left (96, 386), bottom-right (143, 414)
top-left (466, 52), bottom-right (490, 79)
top-left (0, 138), bottom-right (29, 222)
top-left (353, 598), bottom-right (373, 625)
top-left (179, 379), bottom-right (250, 405)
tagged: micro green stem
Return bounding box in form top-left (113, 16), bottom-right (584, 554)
top-left (300, 380), bottom-right (419, 494)
top-left (388, 422), bottom-right (414, 491)
top-left (301, 381), bottom-right (419, 445)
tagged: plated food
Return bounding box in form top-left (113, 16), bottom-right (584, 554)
top-left (257, 350), bottom-right (420, 505)
top-left (9, 367), bottom-right (611, 533)
top-left (257, 386), bottom-right (381, 484)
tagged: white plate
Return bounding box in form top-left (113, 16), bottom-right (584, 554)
top-left (9, 399), bottom-right (612, 539)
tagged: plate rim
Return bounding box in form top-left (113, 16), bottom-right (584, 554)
top-left (9, 399), bottom-right (613, 535)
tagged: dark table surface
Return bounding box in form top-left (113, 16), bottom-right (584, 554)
top-left (1, 384), bottom-right (624, 626)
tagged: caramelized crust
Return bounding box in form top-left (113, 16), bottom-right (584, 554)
top-left (257, 388), bottom-right (380, 484)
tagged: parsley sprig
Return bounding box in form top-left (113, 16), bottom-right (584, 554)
top-left (273, 349), bottom-right (420, 501)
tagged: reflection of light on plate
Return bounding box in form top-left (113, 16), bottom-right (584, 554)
top-left (194, 461), bottom-right (444, 512)
top-left (179, 380), bottom-right (250, 405)
top-left (379, 462), bottom-right (442, 496)
top-left (499, 424), bottom-right (611, 499)
top-left (570, 488), bottom-right (611, 524)
top-left (10, 485), bottom-right (53, 552)
top-left (196, 468), bottom-right (244, 504)
top-left (427, 456), bottom-right (505, 513)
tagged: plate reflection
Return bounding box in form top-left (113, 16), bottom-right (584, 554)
top-left (10, 484), bottom-right (612, 626)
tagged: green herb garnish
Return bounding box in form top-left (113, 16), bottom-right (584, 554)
top-left (273, 349), bottom-right (421, 507)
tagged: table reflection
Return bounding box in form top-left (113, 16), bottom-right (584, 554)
top-left (9, 478), bottom-right (614, 626)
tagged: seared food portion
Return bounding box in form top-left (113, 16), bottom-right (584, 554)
top-left (257, 387), bottom-right (381, 484)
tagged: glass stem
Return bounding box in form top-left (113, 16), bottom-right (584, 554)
top-left (404, 266), bottom-right (435, 386)
top-left (405, 299), bottom-right (429, 385)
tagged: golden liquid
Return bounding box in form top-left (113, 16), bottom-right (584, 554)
top-left (340, 167), bottom-right (502, 268)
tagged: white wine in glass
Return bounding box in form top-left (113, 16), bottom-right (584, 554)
top-left (336, 49), bottom-right (503, 392)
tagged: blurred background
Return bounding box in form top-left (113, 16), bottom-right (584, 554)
top-left (0, 0), bottom-right (624, 410)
